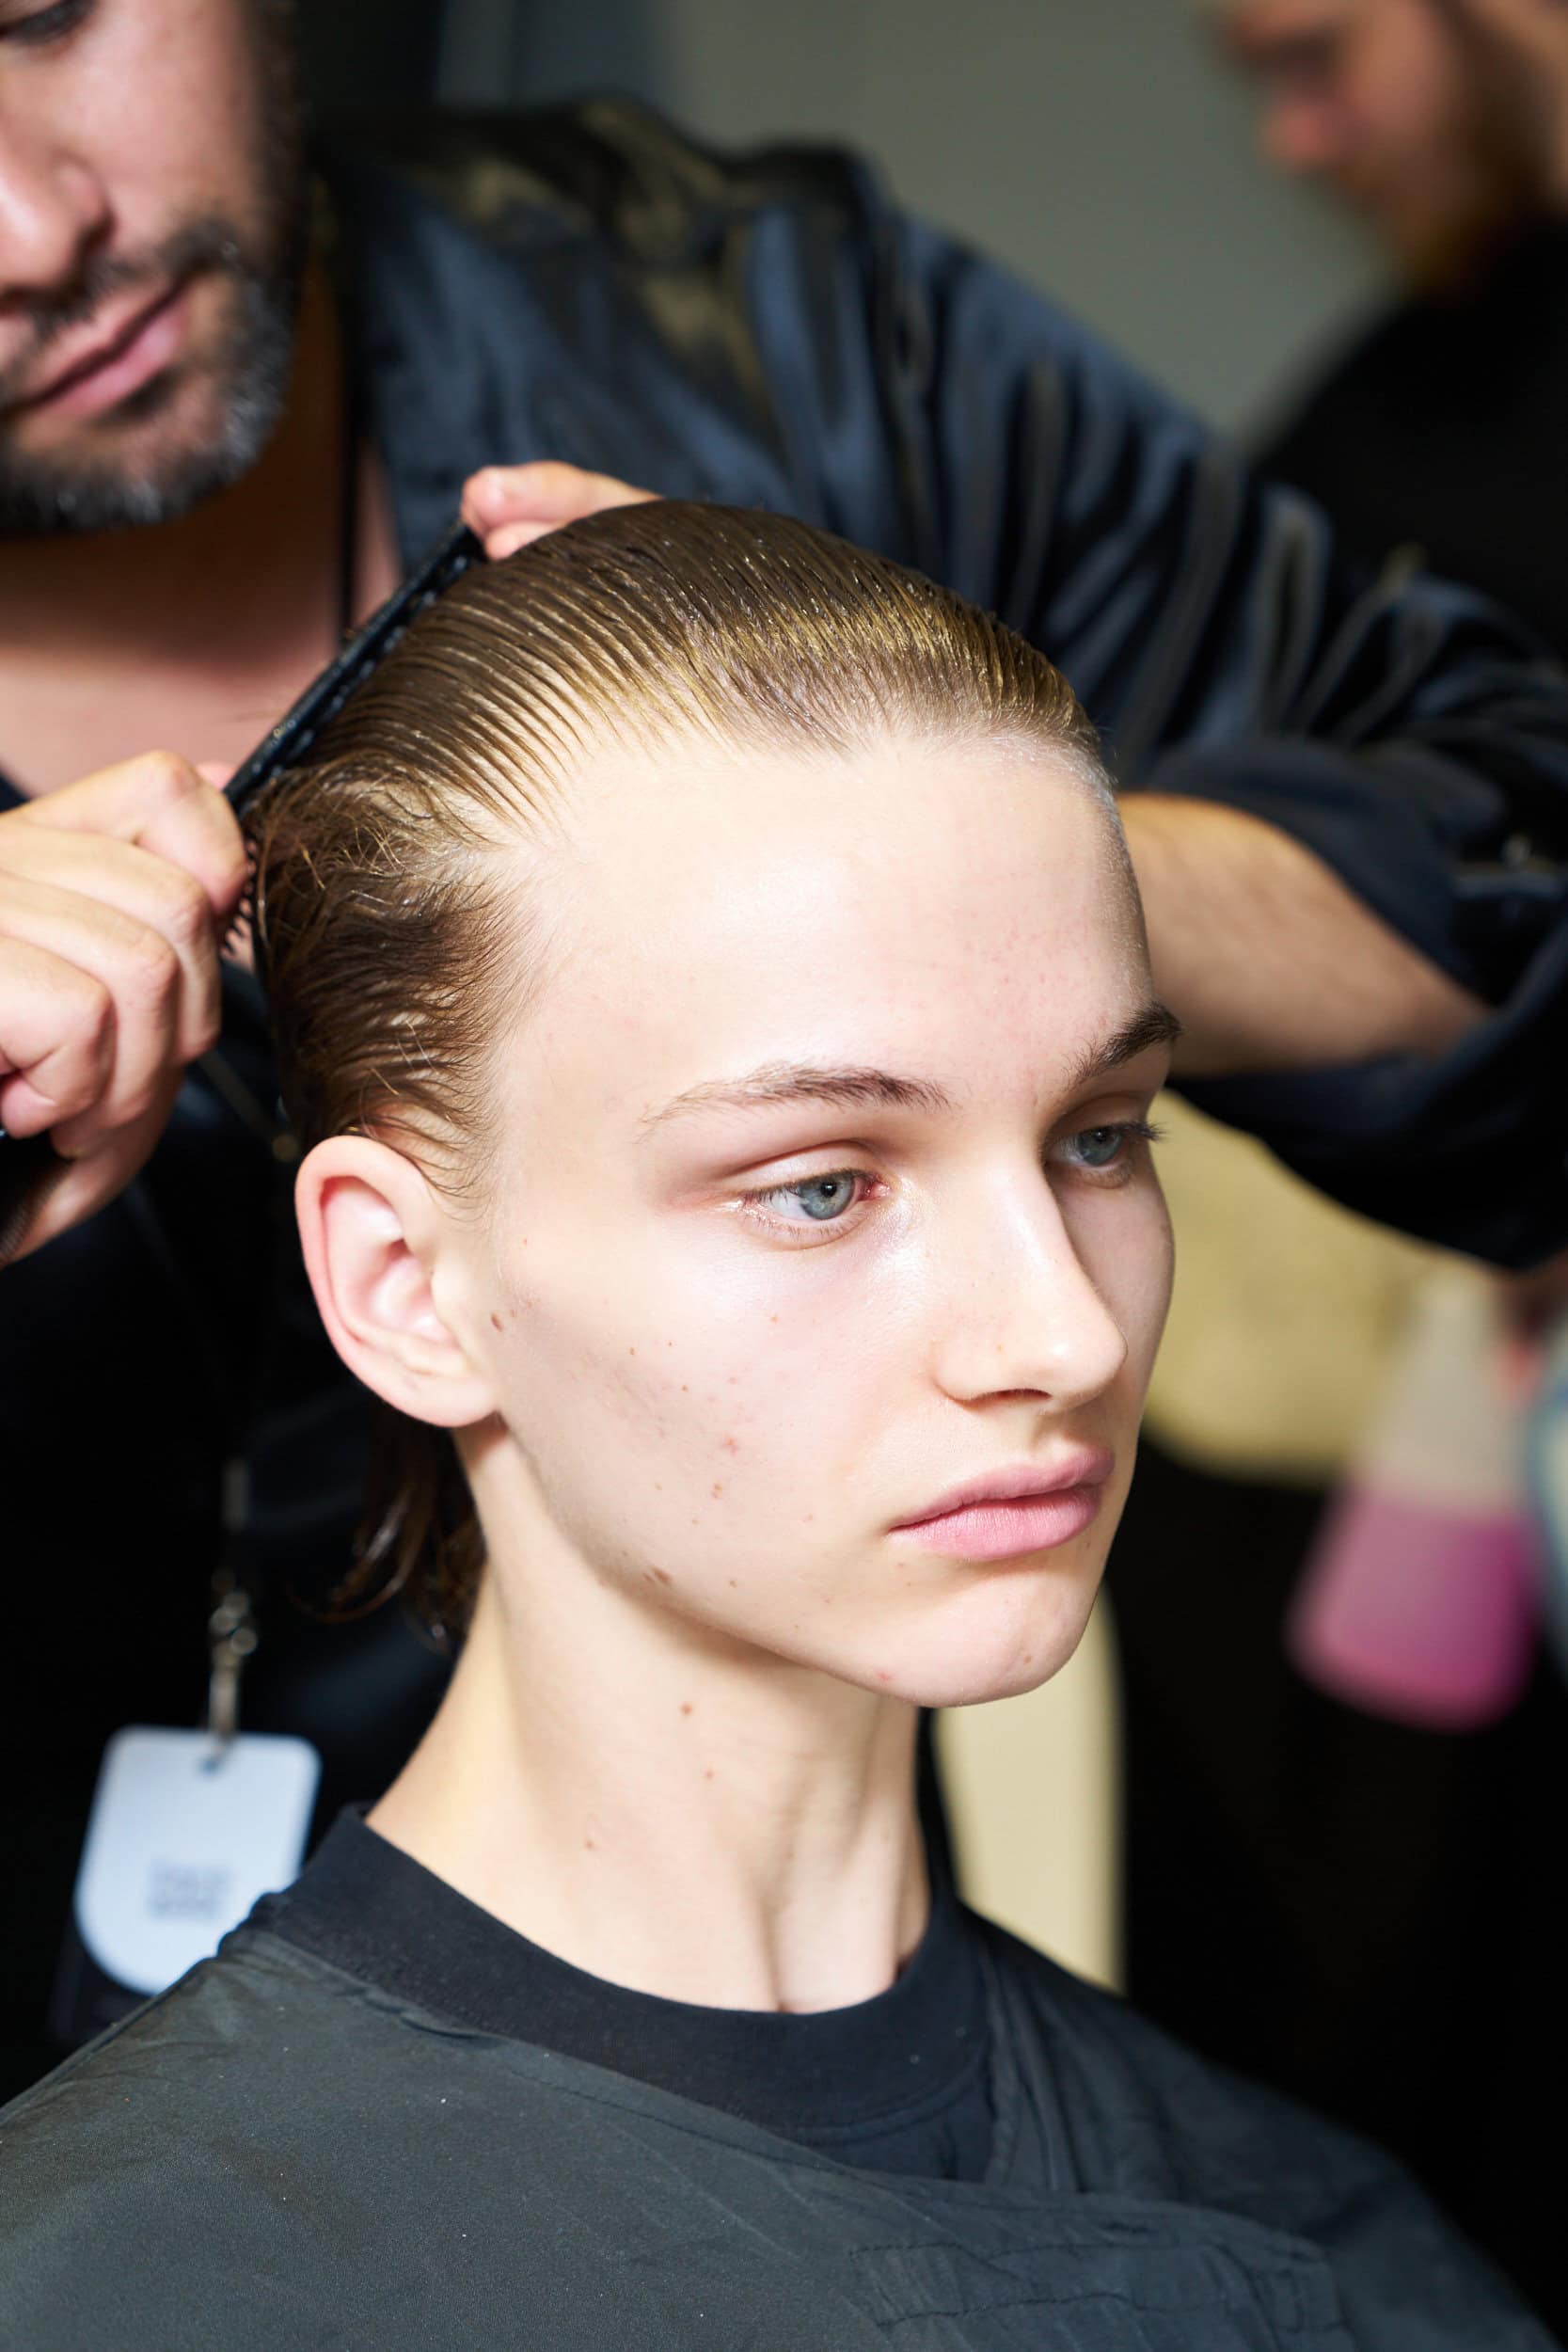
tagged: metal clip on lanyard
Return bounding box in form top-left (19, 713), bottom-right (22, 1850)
top-left (205, 1459), bottom-right (259, 1756)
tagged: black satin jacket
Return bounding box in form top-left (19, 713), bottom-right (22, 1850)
top-left (6, 102), bottom-right (1568, 2088)
top-left (345, 102), bottom-right (1568, 1267)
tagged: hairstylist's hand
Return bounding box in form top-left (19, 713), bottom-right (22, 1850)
top-left (0, 752), bottom-right (246, 1265)
top-left (461, 460), bottom-right (658, 559)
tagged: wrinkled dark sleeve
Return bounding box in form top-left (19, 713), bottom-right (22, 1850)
top-left (857, 210), bottom-right (1568, 1264)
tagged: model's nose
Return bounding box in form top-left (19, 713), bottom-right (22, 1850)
top-left (931, 1176), bottom-right (1129, 1416)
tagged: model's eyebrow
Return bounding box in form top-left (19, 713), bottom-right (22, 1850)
top-left (642, 1062), bottom-right (955, 1130)
top-left (643, 1005), bottom-right (1179, 1135)
top-left (1062, 1001), bottom-right (1182, 1093)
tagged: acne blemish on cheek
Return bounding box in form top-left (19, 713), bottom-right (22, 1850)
top-left (721, 1435), bottom-right (739, 1455)
top-left (710, 1482), bottom-right (723, 1499)
top-left (652, 1567), bottom-right (673, 1586)
top-left (489, 1312), bottom-right (503, 1331)
top-left (679, 1702), bottom-right (693, 1717)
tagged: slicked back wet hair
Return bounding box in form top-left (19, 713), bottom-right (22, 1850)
top-left (246, 501), bottom-right (1110, 1631)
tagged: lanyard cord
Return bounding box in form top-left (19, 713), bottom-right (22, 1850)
top-left (131, 366), bottom-right (364, 1740)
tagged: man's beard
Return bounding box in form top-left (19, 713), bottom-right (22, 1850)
top-left (0, 17), bottom-right (309, 540)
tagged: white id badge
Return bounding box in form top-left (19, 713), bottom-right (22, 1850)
top-left (73, 1725), bottom-right (321, 1996)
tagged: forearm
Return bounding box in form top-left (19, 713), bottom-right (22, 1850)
top-left (1120, 794), bottom-right (1488, 1078)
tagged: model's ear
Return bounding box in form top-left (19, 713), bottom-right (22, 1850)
top-left (294, 1136), bottom-right (495, 1429)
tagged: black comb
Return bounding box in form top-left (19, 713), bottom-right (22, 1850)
top-left (0, 521), bottom-right (483, 1263)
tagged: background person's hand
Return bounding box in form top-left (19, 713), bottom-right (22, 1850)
top-left (461, 459), bottom-right (658, 559)
top-left (0, 752), bottom-right (247, 1265)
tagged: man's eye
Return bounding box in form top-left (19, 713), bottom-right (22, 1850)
top-left (2, 0), bottom-right (92, 45)
top-left (750, 1171), bottom-right (866, 1224)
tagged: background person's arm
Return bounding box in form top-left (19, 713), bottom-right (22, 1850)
top-left (1120, 794), bottom-right (1487, 1075)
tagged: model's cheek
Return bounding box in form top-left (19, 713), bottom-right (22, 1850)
top-left (1074, 1186), bottom-right (1173, 1409)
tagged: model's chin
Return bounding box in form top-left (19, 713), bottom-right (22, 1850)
top-left (843, 1558), bottom-right (1104, 1711)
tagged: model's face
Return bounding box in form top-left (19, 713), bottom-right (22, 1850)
top-left (0, 0), bottom-right (303, 535)
top-left (1225, 0), bottom-right (1554, 285)
top-left (438, 730), bottom-right (1175, 1711)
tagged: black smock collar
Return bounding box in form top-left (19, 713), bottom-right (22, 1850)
top-left (257, 1806), bottom-right (994, 2177)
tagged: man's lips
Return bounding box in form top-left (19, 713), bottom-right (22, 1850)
top-left (890, 1452), bottom-right (1116, 1563)
top-left (2, 276), bottom-right (192, 422)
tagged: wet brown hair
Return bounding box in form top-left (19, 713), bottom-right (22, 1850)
top-left (247, 501), bottom-right (1107, 1633)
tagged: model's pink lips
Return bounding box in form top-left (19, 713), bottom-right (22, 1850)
top-left (3, 276), bottom-right (191, 421)
top-left (890, 1453), bottom-right (1115, 1563)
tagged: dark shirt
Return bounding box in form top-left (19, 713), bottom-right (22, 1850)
top-left (270, 1812), bottom-right (996, 2182)
top-left (0, 1814), bottom-right (1554, 2350)
top-left (8, 100), bottom-right (1568, 2105)
top-left (1261, 221), bottom-right (1568, 659)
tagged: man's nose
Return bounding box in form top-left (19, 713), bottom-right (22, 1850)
top-left (0, 115), bottom-right (110, 307)
top-left (1259, 91), bottom-right (1347, 177)
top-left (929, 1177), bottom-right (1129, 1416)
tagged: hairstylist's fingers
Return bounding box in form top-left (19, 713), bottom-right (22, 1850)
top-left (0, 934), bottom-right (114, 1136)
top-left (0, 1081), bottom-right (180, 1269)
top-left (481, 519), bottom-right (557, 560)
top-left (6, 749), bottom-right (248, 928)
top-left (460, 459), bottom-right (657, 553)
top-left (0, 873), bottom-right (185, 1151)
top-left (0, 833), bottom-right (223, 1068)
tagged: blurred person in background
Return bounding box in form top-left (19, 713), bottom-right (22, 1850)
top-left (1107, 1), bottom-right (1568, 2328)
top-left (1224, 0), bottom-right (1568, 638)
top-left (7, 4), bottom-right (1568, 2314)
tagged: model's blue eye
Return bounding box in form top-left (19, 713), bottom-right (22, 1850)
top-left (3, 0), bottom-right (92, 45)
top-left (1068, 1125), bottom-right (1130, 1170)
top-left (767, 1173), bottom-right (861, 1222)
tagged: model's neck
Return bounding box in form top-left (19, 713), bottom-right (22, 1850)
top-left (371, 1565), bottom-right (930, 2016)
top-left (0, 262), bottom-right (358, 661)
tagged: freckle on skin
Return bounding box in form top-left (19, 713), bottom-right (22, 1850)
top-left (711, 1482), bottom-right (723, 1498)
top-left (727, 1579), bottom-right (737, 1588)
top-left (679, 1702), bottom-right (693, 1716)
top-left (721, 1435), bottom-right (739, 1454)
top-left (628, 1346), bottom-right (636, 1357)
top-left (584, 1838), bottom-right (596, 1851)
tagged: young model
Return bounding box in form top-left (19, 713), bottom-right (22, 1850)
top-left (0, 505), bottom-right (1550, 2351)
